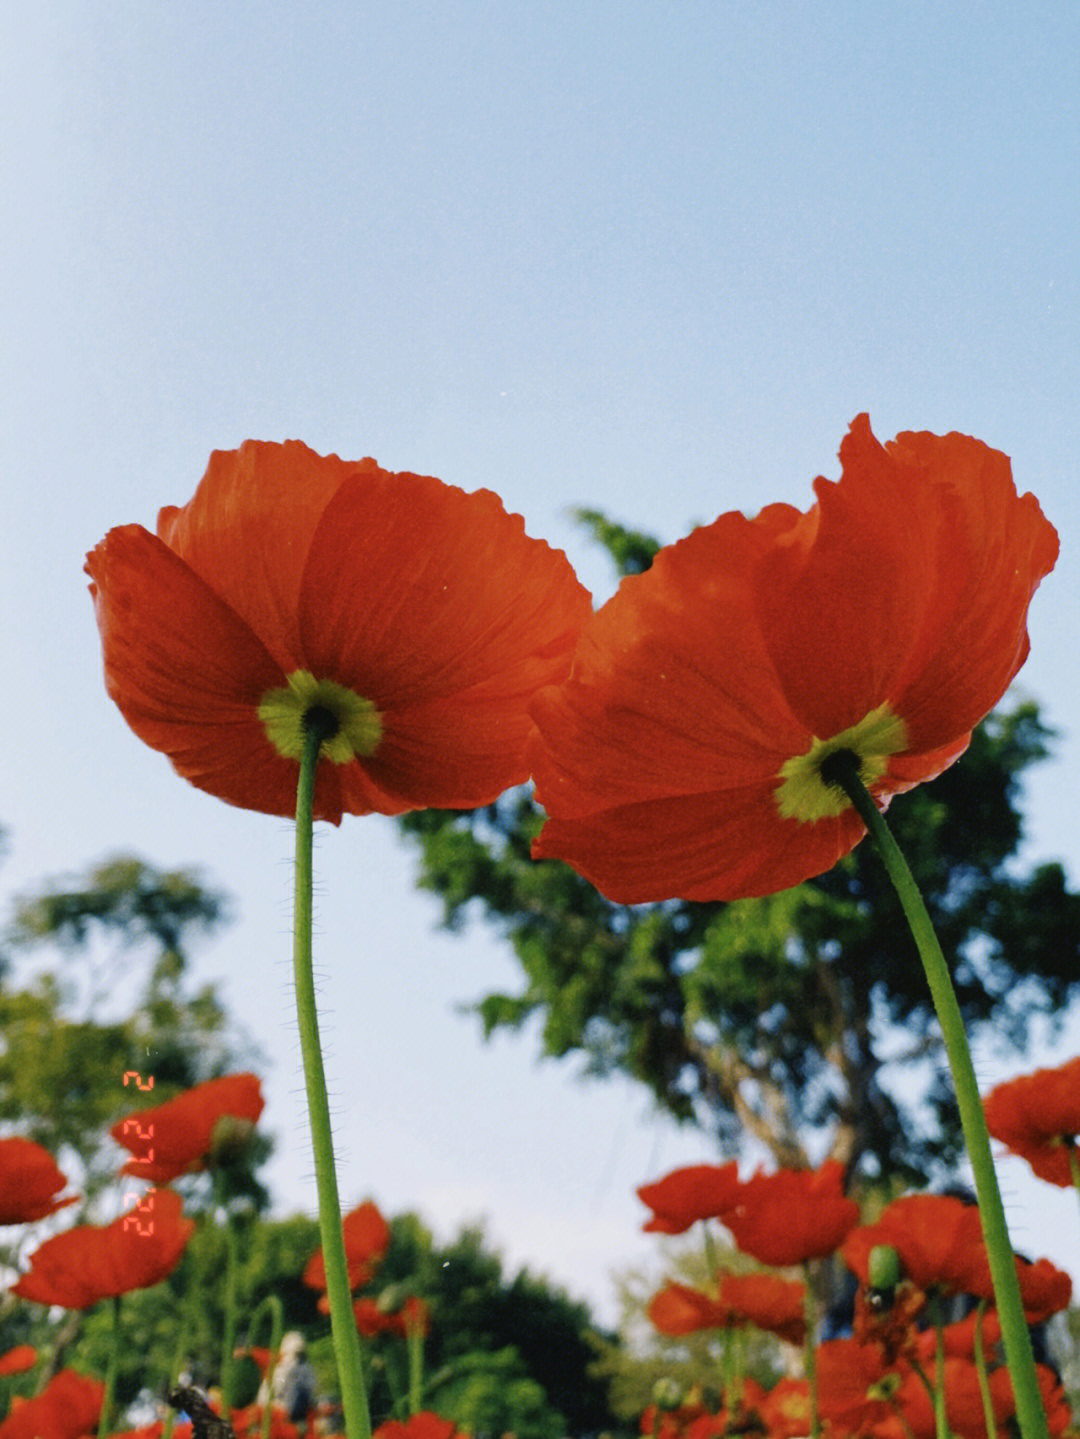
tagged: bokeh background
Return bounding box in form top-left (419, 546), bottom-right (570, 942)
top-left (3, 2), bottom-right (1078, 1325)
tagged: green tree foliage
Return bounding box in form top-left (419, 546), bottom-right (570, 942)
top-left (397, 517), bottom-right (1080, 1185)
top-left (71, 1211), bottom-right (618, 1434)
top-left (1, 854), bottom-right (260, 1201)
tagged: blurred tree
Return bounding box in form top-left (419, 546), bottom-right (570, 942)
top-left (74, 1209), bottom-right (620, 1434)
top-left (1, 854), bottom-right (264, 1205)
top-left (0, 851), bottom-right (270, 1390)
top-left (397, 514), bottom-right (1080, 1186)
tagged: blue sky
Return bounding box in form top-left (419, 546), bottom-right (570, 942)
top-left (2, 3), bottom-right (1078, 1326)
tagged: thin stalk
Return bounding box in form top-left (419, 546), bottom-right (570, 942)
top-left (929, 1292), bottom-right (948, 1439)
top-left (407, 1321), bottom-right (424, 1416)
top-left (295, 718), bottom-right (372, 1439)
top-left (1069, 1149), bottom-right (1080, 1241)
top-left (243, 1293), bottom-right (284, 1439)
top-left (96, 1295), bottom-right (122, 1439)
top-left (827, 753), bottom-right (1047, 1439)
top-left (216, 1171), bottom-right (239, 1417)
top-left (162, 1303), bottom-right (192, 1439)
top-left (972, 1300), bottom-right (998, 1439)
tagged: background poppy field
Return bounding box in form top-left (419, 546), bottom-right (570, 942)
top-left (2, 2), bottom-right (1079, 1433)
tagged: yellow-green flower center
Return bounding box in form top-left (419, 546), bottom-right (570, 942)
top-left (258, 671), bottom-right (382, 763)
top-left (774, 703), bottom-right (908, 822)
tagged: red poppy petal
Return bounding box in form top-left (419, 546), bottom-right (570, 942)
top-left (298, 469), bottom-right (590, 709)
top-left (156, 440), bottom-right (355, 673)
top-left (532, 783), bottom-right (867, 903)
top-left (113, 1073), bottom-right (264, 1183)
top-left (529, 510), bottom-right (806, 822)
top-left (86, 526), bottom-right (347, 822)
top-left (884, 429), bottom-right (1059, 751)
top-left (753, 414), bottom-right (940, 738)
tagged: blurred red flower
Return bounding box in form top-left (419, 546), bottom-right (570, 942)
top-left (304, 1200), bottom-right (391, 1292)
top-left (373, 1415), bottom-right (460, 1439)
top-left (11, 1188), bottom-right (193, 1308)
top-left (86, 441), bottom-right (590, 822)
top-left (756, 1377), bottom-right (811, 1439)
top-left (636, 1161), bottom-right (742, 1234)
top-left (529, 415), bottom-right (1057, 901)
top-left (816, 1338), bottom-right (901, 1435)
top-left (0, 1346), bottom-right (36, 1376)
top-left (0, 1368), bottom-right (103, 1439)
top-left (842, 1193), bottom-right (1071, 1319)
top-left (648, 1272), bottom-right (805, 1345)
top-left (724, 1160), bottom-right (859, 1265)
top-left (0, 1138), bottom-right (78, 1224)
top-left (715, 1272), bottom-right (806, 1344)
top-left (647, 1280), bottom-right (727, 1335)
top-left (229, 1403), bottom-right (301, 1437)
top-left (111, 1072), bottom-right (264, 1182)
top-left (892, 1357), bottom-right (1016, 1439)
top-left (983, 1055), bottom-right (1080, 1187)
top-left (349, 1293), bottom-right (431, 1338)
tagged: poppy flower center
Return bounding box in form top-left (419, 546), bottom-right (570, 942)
top-left (773, 703), bottom-right (908, 822)
top-left (258, 671), bottom-right (382, 763)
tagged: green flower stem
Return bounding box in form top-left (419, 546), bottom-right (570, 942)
top-left (1069, 1149), bottom-right (1080, 1236)
top-left (97, 1295), bottom-right (122, 1439)
top-left (162, 1304), bottom-right (193, 1439)
top-left (928, 1293), bottom-right (947, 1439)
top-left (243, 1293), bottom-right (284, 1439)
top-left (407, 1322), bottom-right (424, 1416)
top-left (295, 719), bottom-right (372, 1439)
top-left (830, 754), bottom-right (1047, 1439)
top-left (215, 1170), bottom-right (239, 1417)
top-left (972, 1299), bottom-right (997, 1439)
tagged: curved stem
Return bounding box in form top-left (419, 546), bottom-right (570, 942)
top-left (243, 1293), bottom-right (284, 1439)
top-left (295, 720), bottom-right (372, 1439)
top-left (830, 755), bottom-right (1047, 1439)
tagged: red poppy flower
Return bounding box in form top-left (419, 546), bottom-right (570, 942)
top-left (636, 1161), bottom-right (742, 1234)
top-left (86, 442), bottom-right (590, 822)
top-left (815, 1338), bottom-right (903, 1436)
top-left (892, 1358), bottom-right (1017, 1439)
top-left (756, 1378), bottom-right (811, 1439)
top-left (715, 1272), bottom-right (807, 1344)
top-left (373, 1415), bottom-right (460, 1439)
top-left (648, 1273), bottom-right (805, 1345)
top-left (11, 1188), bottom-right (193, 1308)
top-left (111, 1072), bottom-right (264, 1182)
top-left (303, 1199), bottom-right (391, 1291)
top-left (983, 1055), bottom-right (1080, 1187)
top-left (0, 1138), bottom-right (78, 1224)
top-left (324, 1292), bottom-right (428, 1342)
top-left (842, 1193), bottom-right (1072, 1318)
top-left (647, 1280), bottom-right (728, 1335)
top-left (723, 1160), bottom-right (859, 1265)
top-left (528, 416), bottom-right (1057, 901)
top-left (0, 1346), bottom-right (36, 1376)
top-left (0, 1368), bottom-right (104, 1439)
top-left (228, 1403), bottom-right (302, 1438)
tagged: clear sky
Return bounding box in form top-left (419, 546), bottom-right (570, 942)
top-left (2, 3), bottom-right (1078, 1328)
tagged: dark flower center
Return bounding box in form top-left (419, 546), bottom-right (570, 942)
top-left (303, 705), bottom-right (342, 744)
top-left (818, 746), bottom-right (860, 792)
